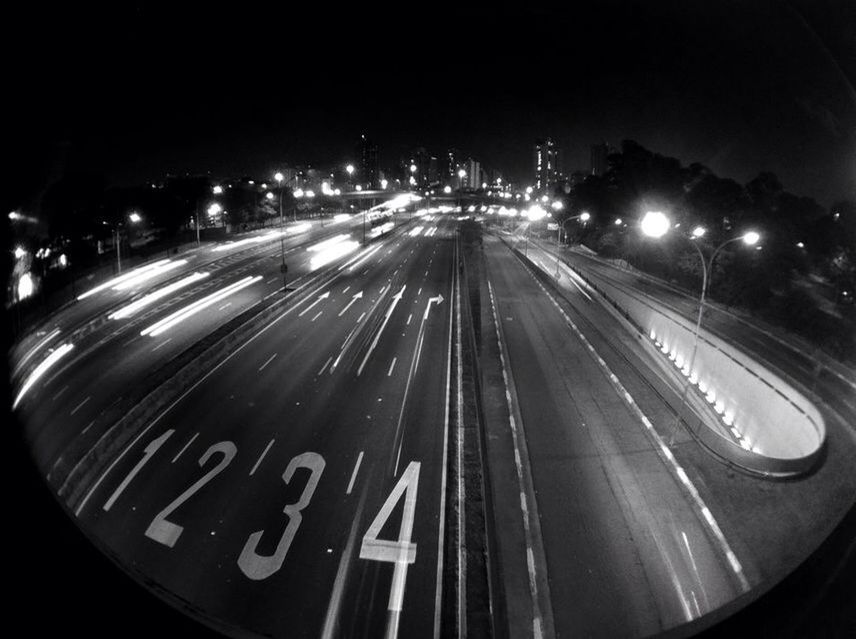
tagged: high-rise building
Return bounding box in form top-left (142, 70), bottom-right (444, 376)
top-left (464, 158), bottom-right (482, 190)
top-left (534, 138), bottom-right (559, 191)
top-left (356, 134), bottom-right (379, 190)
top-left (590, 141), bottom-right (615, 177)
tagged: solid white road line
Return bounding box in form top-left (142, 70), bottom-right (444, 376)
top-left (258, 353), bottom-right (277, 372)
top-left (388, 357), bottom-right (398, 377)
top-left (172, 432), bottom-right (199, 463)
top-left (249, 439), bottom-right (275, 476)
top-left (346, 451), bottom-right (364, 495)
top-left (70, 395), bottom-right (91, 416)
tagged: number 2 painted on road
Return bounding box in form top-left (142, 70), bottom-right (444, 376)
top-left (237, 451), bottom-right (326, 580)
top-left (145, 441), bottom-right (237, 548)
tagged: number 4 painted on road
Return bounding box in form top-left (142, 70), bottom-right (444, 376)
top-left (359, 460), bottom-right (421, 628)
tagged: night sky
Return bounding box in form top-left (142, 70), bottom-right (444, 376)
top-left (8, 0), bottom-right (856, 208)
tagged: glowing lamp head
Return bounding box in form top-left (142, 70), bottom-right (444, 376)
top-left (641, 211), bottom-right (670, 238)
top-left (691, 226), bottom-right (706, 238)
top-left (346, 164), bottom-right (355, 175)
top-left (742, 231), bottom-right (760, 246)
top-left (551, 201), bottom-right (564, 210)
top-left (265, 192), bottom-right (274, 200)
top-left (212, 185), bottom-right (223, 194)
top-left (580, 212), bottom-right (591, 222)
top-left (443, 185), bottom-right (452, 194)
top-left (274, 172), bottom-right (284, 183)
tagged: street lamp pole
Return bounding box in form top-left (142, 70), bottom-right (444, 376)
top-left (115, 227), bottom-right (121, 274)
top-left (275, 172), bottom-right (288, 292)
top-left (677, 235), bottom-right (751, 426)
top-left (636, 214), bottom-right (760, 444)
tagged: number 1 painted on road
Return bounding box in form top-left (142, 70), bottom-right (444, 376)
top-left (103, 429), bottom-right (174, 512)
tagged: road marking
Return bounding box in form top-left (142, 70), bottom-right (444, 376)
top-left (357, 285), bottom-right (406, 376)
top-left (103, 429), bottom-right (175, 511)
top-left (342, 286), bottom-right (350, 293)
top-left (70, 395), bottom-right (91, 416)
top-left (417, 287), bottom-right (422, 296)
top-left (338, 290), bottom-right (363, 316)
top-left (249, 439), bottom-right (275, 476)
top-left (258, 353), bottom-right (277, 372)
top-left (152, 337), bottom-right (173, 352)
top-left (388, 357), bottom-right (397, 377)
top-left (322, 489), bottom-right (367, 638)
top-left (318, 356), bottom-right (333, 376)
top-left (81, 419), bottom-right (96, 435)
top-left (218, 302), bottom-right (232, 311)
top-left (172, 432), bottom-right (199, 463)
top-left (266, 277), bottom-right (278, 285)
top-left (298, 291), bottom-right (330, 317)
top-left (311, 310), bottom-right (323, 322)
top-left (434, 243), bottom-right (455, 639)
top-left (346, 451), bottom-right (364, 494)
top-left (487, 280), bottom-right (549, 638)
top-left (406, 313), bottom-right (412, 325)
top-left (454, 257), bottom-right (466, 638)
top-left (357, 312), bottom-right (366, 323)
top-left (52, 384), bottom-right (69, 401)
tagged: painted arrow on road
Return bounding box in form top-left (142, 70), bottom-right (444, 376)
top-left (422, 293), bottom-right (445, 322)
top-left (338, 291), bottom-right (364, 317)
top-left (298, 291), bottom-right (331, 317)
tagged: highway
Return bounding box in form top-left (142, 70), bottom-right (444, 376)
top-left (11, 211), bottom-right (855, 638)
top-left (50, 213), bottom-right (458, 637)
top-left (479, 232), bottom-right (745, 637)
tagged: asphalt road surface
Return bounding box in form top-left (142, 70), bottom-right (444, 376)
top-left (482, 233), bottom-right (746, 637)
top-left (63, 215), bottom-right (458, 637)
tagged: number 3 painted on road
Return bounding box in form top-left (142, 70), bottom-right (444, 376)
top-left (237, 451), bottom-right (326, 580)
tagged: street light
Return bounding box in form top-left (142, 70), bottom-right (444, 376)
top-left (274, 172), bottom-right (290, 290)
top-left (212, 185), bottom-right (223, 195)
top-left (113, 211), bottom-right (143, 274)
top-left (557, 211), bottom-right (590, 246)
top-left (640, 211), bottom-right (761, 443)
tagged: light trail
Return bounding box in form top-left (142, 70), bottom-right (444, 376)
top-left (310, 239), bottom-right (360, 270)
top-left (308, 234), bottom-right (353, 252)
top-left (112, 259), bottom-right (188, 290)
top-left (140, 275), bottom-right (262, 337)
top-left (211, 231), bottom-right (285, 252)
top-left (108, 272), bottom-right (210, 320)
top-left (16, 327), bottom-right (61, 372)
top-left (77, 260), bottom-right (172, 300)
top-left (13, 343), bottom-right (75, 409)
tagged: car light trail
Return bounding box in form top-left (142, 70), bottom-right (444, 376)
top-left (16, 327), bottom-right (61, 371)
top-left (77, 260), bottom-right (172, 300)
top-left (408, 226), bottom-right (425, 237)
top-left (140, 275), bottom-right (262, 337)
top-left (211, 231), bottom-right (285, 252)
top-left (331, 214), bottom-right (352, 224)
top-left (310, 239), bottom-right (360, 271)
top-left (13, 343), bottom-right (75, 409)
top-left (112, 260), bottom-right (188, 290)
top-left (108, 272), bottom-right (210, 320)
top-left (342, 243), bottom-right (384, 272)
top-left (369, 221), bottom-right (395, 238)
top-left (308, 234), bottom-right (352, 252)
